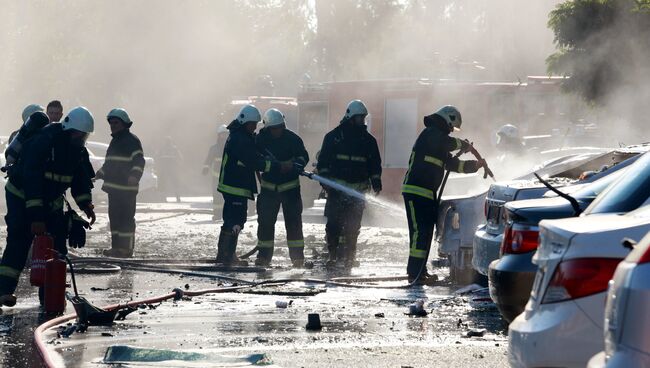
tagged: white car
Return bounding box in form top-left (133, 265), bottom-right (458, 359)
top-left (86, 141), bottom-right (158, 198)
top-left (588, 231), bottom-right (650, 368)
top-left (508, 206), bottom-right (650, 367)
top-left (508, 153), bottom-right (650, 367)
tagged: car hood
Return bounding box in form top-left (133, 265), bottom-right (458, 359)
top-left (506, 196), bottom-right (593, 223)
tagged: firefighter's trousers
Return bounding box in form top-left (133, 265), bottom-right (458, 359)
top-left (403, 193), bottom-right (438, 278)
top-left (108, 191), bottom-right (137, 255)
top-left (256, 188), bottom-right (304, 262)
top-left (0, 190), bottom-right (65, 295)
top-left (325, 190), bottom-right (365, 262)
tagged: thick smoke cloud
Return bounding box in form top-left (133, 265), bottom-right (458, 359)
top-left (1, 0), bottom-right (580, 195)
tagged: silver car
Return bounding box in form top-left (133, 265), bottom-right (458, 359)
top-left (588, 231), bottom-right (650, 368)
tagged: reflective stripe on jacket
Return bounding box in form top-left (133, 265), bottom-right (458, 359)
top-left (256, 127), bottom-right (309, 191)
top-left (98, 129), bottom-right (145, 194)
top-left (217, 124), bottom-right (276, 200)
top-left (316, 123), bottom-right (381, 191)
top-left (7, 123), bottom-right (95, 221)
top-left (402, 114), bottom-right (479, 200)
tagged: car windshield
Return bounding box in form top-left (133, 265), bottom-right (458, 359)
top-left (584, 152), bottom-right (650, 214)
top-left (573, 168), bottom-right (626, 199)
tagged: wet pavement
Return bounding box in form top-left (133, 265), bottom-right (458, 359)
top-left (0, 200), bottom-right (508, 367)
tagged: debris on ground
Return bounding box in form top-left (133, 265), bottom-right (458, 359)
top-left (306, 313), bottom-right (323, 331)
top-left (466, 328), bottom-right (487, 338)
top-left (406, 299), bottom-right (428, 317)
top-left (454, 284), bottom-right (485, 295)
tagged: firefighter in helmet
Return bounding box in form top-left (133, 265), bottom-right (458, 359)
top-left (402, 106), bottom-right (485, 284)
top-left (0, 107), bottom-right (96, 307)
top-left (96, 108), bottom-right (145, 258)
top-left (316, 100), bottom-right (382, 268)
top-left (254, 108), bottom-right (310, 268)
top-left (216, 105), bottom-right (293, 266)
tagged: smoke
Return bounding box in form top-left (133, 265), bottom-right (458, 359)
top-left (0, 0), bottom-right (586, 197)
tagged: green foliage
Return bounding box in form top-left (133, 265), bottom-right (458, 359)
top-left (547, 0), bottom-right (650, 103)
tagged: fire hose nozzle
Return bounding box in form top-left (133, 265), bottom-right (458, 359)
top-left (300, 171), bottom-right (314, 179)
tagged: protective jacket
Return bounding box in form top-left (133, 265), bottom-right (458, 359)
top-left (97, 129), bottom-right (145, 194)
top-left (402, 114), bottom-right (480, 200)
top-left (6, 123), bottom-right (94, 222)
top-left (316, 122), bottom-right (382, 191)
top-left (256, 127), bottom-right (309, 192)
top-left (204, 142), bottom-right (223, 178)
top-left (217, 122), bottom-right (277, 200)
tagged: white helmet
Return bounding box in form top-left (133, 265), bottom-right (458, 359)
top-left (497, 124), bottom-right (519, 139)
top-left (217, 124), bottom-right (228, 134)
top-left (107, 108), bottom-right (132, 125)
top-left (235, 104), bottom-right (261, 124)
top-left (344, 100), bottom-right (368, 119)
top-left (435, 105), bottom-right (462, 131)
top-left (22, 104), bottom-right (45, 123)
top-left (263, 108), bottom-right (286, 127)
top-left (62, 106), bottom-right (94, 133)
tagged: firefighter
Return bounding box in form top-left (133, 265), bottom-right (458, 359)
top-left (46, 100), bottom-right (64, 123)
top-left (316, 100), bottom-right (382, 268)
top-left (9, 104), bottom-right (45, 144)
top-left (0, 107), bottom-right (96, 307)
top-left (495, 124), bottom-right (525, 155)
top-left (203, 124), bottom-right (228, 221)
top-left (216, 105), bottom-right (292, 266)
top-left (402, 105), bottom-right (485, 284)
top-left (96, 108), bottom-right (145, 258)
top-left (254, 108), bottom-right (309, 267)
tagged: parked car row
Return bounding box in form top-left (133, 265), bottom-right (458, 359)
top-left (458, 148), bottom-right (650, 367)
top-left (436, 144), bottom-right (649, 284)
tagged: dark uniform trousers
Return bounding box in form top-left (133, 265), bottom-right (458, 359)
top-left (222, 193), bottom-right (248, 231)
top-left (0, 191), bottom-right (66, 295)
top-left (325, 190), bottom-right (365, 262)
top-left (108, 192), bottom-right (137, 253)
top-left (403, 193), bottom-right (438, 277)
top-left (256, 187), bottom-right (304, 262)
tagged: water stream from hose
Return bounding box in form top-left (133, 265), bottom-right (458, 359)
top-left (308, 174), bottom-right (404, 216)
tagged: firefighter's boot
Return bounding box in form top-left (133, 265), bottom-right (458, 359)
top-left (343, 233), bottom-right (360, 268)
top-left (0, 294), bottom-right (17, 307)
top-left (408, 271), bottom-right (439, 286)
top-left (325, 232), bottom-right (339, 268)
top-left (254, 247), bottom-right (273, 267)
top-left (226, 232), bottom-right (248, 267)
top-left (215, 227), bottom-right (233, 265)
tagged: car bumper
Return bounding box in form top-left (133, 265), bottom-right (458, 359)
top-left (588, 347), bottom-right (650, 368)
top-left (508, 294), bottom-right (604, 368)
top-left (472, 227), bottom-right (502, 276)
top-left (488, 252), bottom-right (537, 322)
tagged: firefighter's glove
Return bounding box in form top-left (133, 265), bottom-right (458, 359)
top-left (83, 203), bottom-right (96, 226)
top-left (371, 178), bottom-right (382, 195)
top-left (67, 210), bottom-right (91, 249)
top-left (460, 139), bottom-right (473, 154)
top-left (31, 222), bottom-right (47, 235)
top-left (291, 162), bottom-right (305, 176)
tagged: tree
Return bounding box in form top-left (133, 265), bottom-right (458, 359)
top-left (547, 0), bottom-right (650, 104)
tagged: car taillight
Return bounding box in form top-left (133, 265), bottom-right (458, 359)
top-left (542, 258), bottom-right (622, 304)
top-left (500, 223), bottom-right (539, 255)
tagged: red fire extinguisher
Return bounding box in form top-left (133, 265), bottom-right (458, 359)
top-left (44, 256), bottom-right (67, 314)
top-left (30, 235), bottom-right (54, 286)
